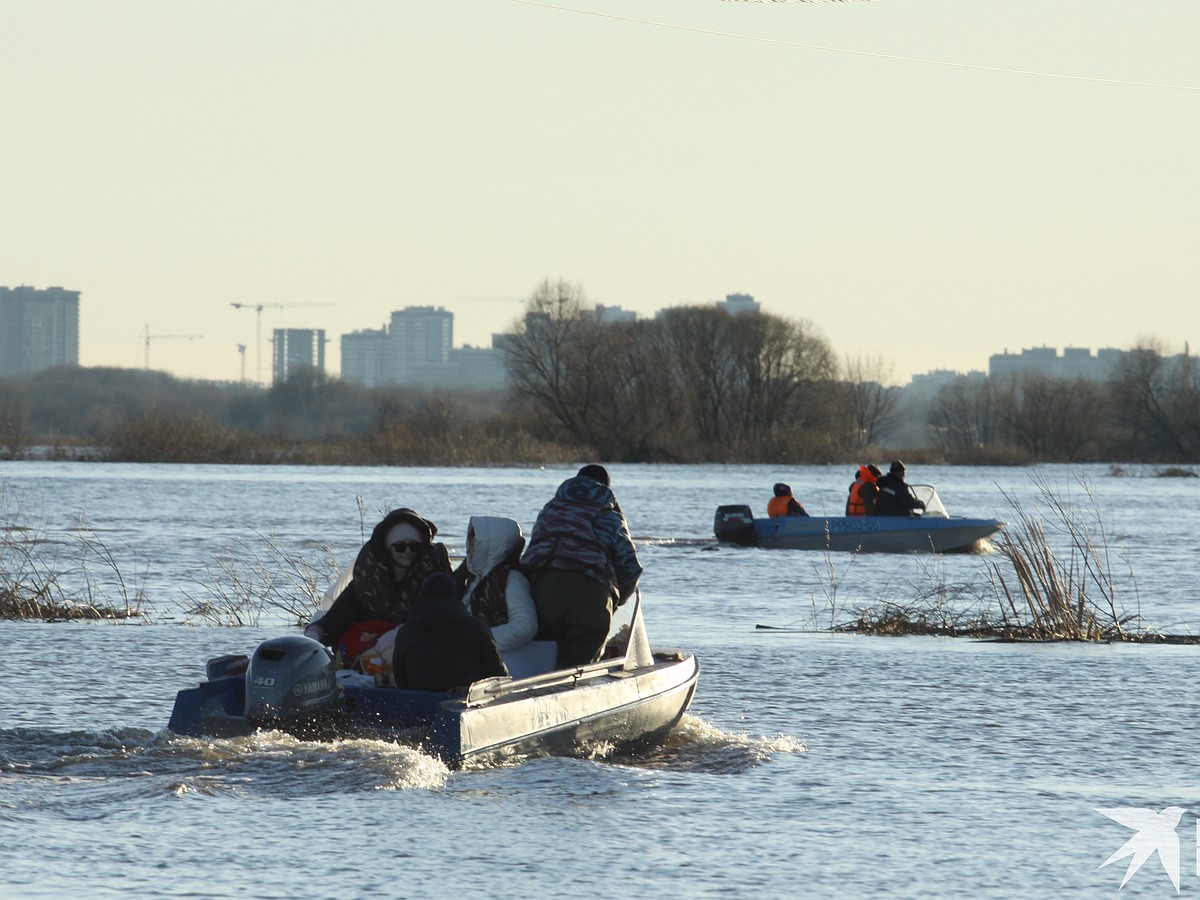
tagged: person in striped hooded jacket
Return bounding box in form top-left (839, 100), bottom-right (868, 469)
top-left (521, 464), bottom-right (642, 668)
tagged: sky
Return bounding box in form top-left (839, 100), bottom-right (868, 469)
top-left (3, 0), bottom-right (1197, 386)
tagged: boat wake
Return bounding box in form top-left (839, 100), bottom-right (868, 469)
top-left (606, 714), bottom-right (807, 774)
top-left (2, 713), bottom-right (801, 801)
top-left (0, 726), bottom-right (451, 804)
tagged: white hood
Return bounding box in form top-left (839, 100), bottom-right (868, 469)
top-left (466, 515), bottom-right (525, 578)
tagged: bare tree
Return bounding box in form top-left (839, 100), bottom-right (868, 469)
top-left (502, 279), bottom-right (615, 454)
top-left (0, 381), bottom-right (31, 459)
top-left (997, 374), bottom-right (1108, 462)
top-left (654, 307), bottom-right (737, 447)
top-left (929, 377), bottom-right (1000, 453)
top-left (842, 353), bottom-right (901, 449)
top-left (1109, 342), bottom-right (1200, 460)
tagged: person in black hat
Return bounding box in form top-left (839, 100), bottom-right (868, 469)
top-left (389, 573), bottom-right (508, 693)
top-left (521, 464), bottom-right (642, 668)
top-left (305, 507), bottom-right (452, 663)
top-left (875, 459), bottom-right (927, 517)
top-left (767, 482), bottom-right (809, 518)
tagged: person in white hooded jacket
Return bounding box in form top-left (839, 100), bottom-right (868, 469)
top-left (453, 515), bottom-right (538, 652)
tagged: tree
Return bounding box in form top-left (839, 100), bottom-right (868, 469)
top-left (1109, 343), bottom-right (1200, 460)
top-left (996, 374), bottom-right (1108, 461)
top-left (0, 380), bottom-right (31, 459)
top-left (929, 377), bottom-right (1000, 454)
top-left (841, 354), bottom-right (901, 449)
top-left (504, 284), bottom-right (840, 461)
top-left (654, 306), bottom-right (737, 449)
top-left (723, 311), bottom-right (839, 457)
top-left (502, 279), bottom-right (617, 454)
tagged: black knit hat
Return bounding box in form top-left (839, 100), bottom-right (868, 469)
top-left (577, 464), bottom-right (610, 487)
top-left (419, 573), bottom-right (457, 603)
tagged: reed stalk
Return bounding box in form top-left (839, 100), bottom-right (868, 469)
top-left (986, 471), bottom-right (1133, 641)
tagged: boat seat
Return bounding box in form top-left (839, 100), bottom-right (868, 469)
top-left (502, 641), bottom-right (557, 679)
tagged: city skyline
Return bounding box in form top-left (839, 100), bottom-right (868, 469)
top-left (1, 283), bottom-right (1151, 390)
top-left (3, 2), bottom-right (1196, 385)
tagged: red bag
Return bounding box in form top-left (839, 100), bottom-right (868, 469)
top-left (335, 619), bottom-right (396, 664)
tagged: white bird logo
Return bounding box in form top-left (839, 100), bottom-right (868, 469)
top-left (1097, 806), bottom-right (1187, 893)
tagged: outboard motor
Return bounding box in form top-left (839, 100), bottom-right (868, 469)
top-left (244, 635), bottom-right (339, 731)
top-left (714, 505), bottom-right (757, 546)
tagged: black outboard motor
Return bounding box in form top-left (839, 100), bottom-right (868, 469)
top-left (244, 635), bottom-right (339, 731)
top-left (714, 505), bottom-right (757, 546)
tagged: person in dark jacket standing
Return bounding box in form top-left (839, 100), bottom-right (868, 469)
top-left (390, 573), bottom-right (508, 693)
top-left (521, 464), bottom-right (643, 668)
top-left (875, 460), bottom-right (927, 517)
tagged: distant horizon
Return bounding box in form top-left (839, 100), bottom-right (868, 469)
top-left (4, 279), bottom-right (1181, 388)
top-left (40, 287), bottom-right (1177, 387)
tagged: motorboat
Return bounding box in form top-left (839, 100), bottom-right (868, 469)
top-left (714, 485), bottom-right (1003, 553)
top-left (167, 595), bottom-right (699, 769)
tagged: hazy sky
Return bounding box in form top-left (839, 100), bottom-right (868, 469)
top-left (4, 1), bottom-right (1197, 385)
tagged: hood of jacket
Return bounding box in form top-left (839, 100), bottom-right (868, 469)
top-left (466, 515), bottom-right (525, 578)
top-left (368, 508), bottom-right (438, 557)
top-left (554, 474), bottom-right (617, 510)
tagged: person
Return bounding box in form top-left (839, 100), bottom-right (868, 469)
top-left (304, 507), bottom-right (452, 663)
top-left (767, 482), bottom-right (809, 518)
top-left (453, 515), bottom-right (538, 653)
top-left (875, 459), bottom-right (927, 517)
top-left (521, 464), bottom-right (642, 668)
top-left (846, 464), bottom-right (882, 517)
top-left (389, 573), bottom-right (508, 693)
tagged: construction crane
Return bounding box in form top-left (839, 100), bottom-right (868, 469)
top-left (229, 302), bottom-right (334, 385)
top-left (144, 324), bottom-right (202, 370)
top-left (236, 344), bottom-right (247, 383)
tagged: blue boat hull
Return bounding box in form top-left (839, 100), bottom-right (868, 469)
top-left (715, 503), bottom-right (1002, 553)
top-left (168, 650), bottom-right (699, 768)
top-left (750, 514), bottom-right (1003, 553)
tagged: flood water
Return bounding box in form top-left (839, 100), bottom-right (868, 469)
top-left (2, 461), bottom-right (1199, 898)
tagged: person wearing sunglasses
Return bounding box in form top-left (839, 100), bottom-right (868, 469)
top-left (304, 507), bottom-right (451, 665)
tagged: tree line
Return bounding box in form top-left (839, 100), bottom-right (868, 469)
top-left (927, 345), bottom-right (1200, 463)
top-left (0, 280), bottom-right (1196, 465)
top-left (503, 280), bottom-right (1199, 464)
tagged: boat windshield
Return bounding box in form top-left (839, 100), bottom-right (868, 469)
top-left (910, 485), bottom-right (949, 518)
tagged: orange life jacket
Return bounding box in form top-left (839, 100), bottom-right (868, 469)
top-left (846, 466), bottom-right (877, 517)
top-left (767, 495), bottom-right (793, 518)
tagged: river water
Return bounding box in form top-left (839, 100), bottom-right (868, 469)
top-left (2, 461), bottom-right (1198, 898)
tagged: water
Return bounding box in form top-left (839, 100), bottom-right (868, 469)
top-left (2, 461), bottom-right (1199, 898)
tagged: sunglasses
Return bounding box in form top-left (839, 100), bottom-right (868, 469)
top-left (389, 541), bottom-right (424, 554)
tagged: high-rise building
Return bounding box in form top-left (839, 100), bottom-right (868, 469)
top-left (0, 285), bottom-right (80, 376)
top-left (271, 328), bottom-right (326, 384)
top-left (989, 346), bottom-right (1124, 383)
top-left (387, 306), bottom-right (452, 383)
top-left (340, 327), bottom-right (389, 387)
top-left (719, 293), bottom-right (760, 315)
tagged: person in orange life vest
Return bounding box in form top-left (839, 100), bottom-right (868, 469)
top-left (767, 482), bottom-right (809, 518)
top-left (846, 464), bottom-right (883, 516)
